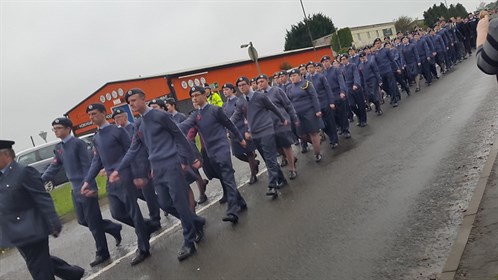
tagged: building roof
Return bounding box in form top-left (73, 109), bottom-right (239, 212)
top-left (349, 21), bottom-right (395, 31)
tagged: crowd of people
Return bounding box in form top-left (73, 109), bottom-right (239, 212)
top-left (0, 11), bottom-right (488, 280)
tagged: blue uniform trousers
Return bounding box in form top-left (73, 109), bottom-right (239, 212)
top-left (71, 187), bottom-right (120, 258)
top-left (320, 107), bottom-right (339, 145)
top-left (18, 237), bottom-right (82, 280)
top-left (420, 59), bottom-right (433, 84)
top-left (136, 180), bottom-right (161, 225)
top-left (381, 71), bottom-right (399, 103)
top-left (106, 171), bottom-right (150, 253)
top-left (334, 100), bottom-right (350, 133)
top-left (152, 163), bottom-right (205, 247)
top-left (208, 154), bottom-right (246, 216)
top-left (364, 78), bottom-right (382, 112)
top-left (348, 89), bottom-right (367, 123)
top-left (253, 134), bottom-right (285, 187)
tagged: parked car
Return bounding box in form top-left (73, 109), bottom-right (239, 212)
top-left (15, 134), bottom-right (95, 192)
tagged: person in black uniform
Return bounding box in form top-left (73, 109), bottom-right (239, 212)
top-left (0, 140), bottom-right (85, 280)
top-left (43, 118), bottom-right (122, 267)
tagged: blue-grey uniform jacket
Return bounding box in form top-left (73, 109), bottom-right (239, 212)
top-left (400, 43), bottom-right (420, 66)
top-left (414, 39), bottom-right (431, 61)
top-left (230, 90), bottom-right (286, 139)
top-left (323, 67), bottom-right (347, 102)
top-left (42, 136), bottom-right (97, 191)
top-left (0, 161), bottom-right (62, 247)
top-left (373, 47), bottom-right (399, 75)
top-left (310, 72), bottom-right (334, 109)
top-left (179, 104), bottom-right (243, 159)
top-left (287, 80), bottom-right (321, 114)
top-left (123, 123), bottom-right (150, 179)
top-left (358, 58), bottom-right (382, 87)
top-left (342, 63), bottom-right (362, 91)
top-left (117, 108), bottom-right (195, 171)
top-left (261, 86), bottom-right (299, 133)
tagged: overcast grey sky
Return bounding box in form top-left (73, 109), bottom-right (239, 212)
top-left (1, 0), bottom-right (478, 151)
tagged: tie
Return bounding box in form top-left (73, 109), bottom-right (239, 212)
top-left (245, 96), bottom-right (249, 101)
top-left (264, 90), bottom-right (268, 93)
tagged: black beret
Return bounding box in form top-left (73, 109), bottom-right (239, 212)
top-left (272, 73), bottom-right (279, 79)
top-left (373, 38), bottom-right (382, 44)
top-left (222, 83), bottom-right (236, 91)
top-left (298, 64), bottom-right (306, 68)
top-left (278, 70), bottom-right (288, 76)
top-left (203, 83), bottom-right (211, 89)
top-left (256, 74), bottom-right (268, 81)
top-left (165, 98), bottom-right (176, 106)
top-left (125, 88), bottom-right (145, 103)
top-left (359, 51), bottom-right (367, 58)
top-left (339, 54), bottom-right (348, 60)
top-left (236, 76), bottom-right (250, 86)
top-left (348, 47), bottom-right (355, 51)
top-left (86, 103), bottom-right (106, 113)
top-left (314, 62), bottom-right (323, 67)
top-left (288, 68), bottom-right (300, 76)
top-left (189, 86), bottom-right (205, 96)
top-left (320, 55), bottom-right (331, 62)
top-left (306, 61), bottom-right (314, 68)
top-left (0, 140), bottom-right (14, 150)
top-left (52, 117), bottom-right (73, 128)
top-left (111, 108), bottom-right (127, 119)
top-left (383, 42), bottom-right (392, 48)
top-left (148, 98), bottom-right (166, 108)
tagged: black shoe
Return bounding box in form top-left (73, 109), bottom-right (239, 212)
top-left (255, 160), bottom-right (260, 173)
top-left (358, 122), bottom-right (367, 127)
top-left (177, 245), bottom-right (196, 262)
top-left (415, 87), bottom-right (420, 92)
top-left (197, 194), bottom-right (208, 204)
top-left (392, 102), bottom-right (399, 108)
top-left (330, 143), bottom-right (339, 149)
top-left (266, 187), bottom-right (278, 198)
top-left (349, 118), bottom-right (354, 122)
top-left (219, 196), bottom-right (227, 204)
top-left (249, 174), bottom-right (258, 185)
top-left (376, 110), bottom-right (383, 116)
top-left (289, 170), bottom-right (297, 180)
top-left (222, 213), bottom-right (239, 224)
top-left (276, 179), bottom-right (288, 189)
top-left (146, 221), bottom-right (161, 236)
top-left (90, 254), bottom-right (110, 267)
top-left (406, 90), bottom-right (411, 96)
top-left (194, 223), bottom-right (205, 244)
top-left (238, 203), bottom-right (248, 212)
top-left (315, 154), bottom-right (322, 162)
top-left (73, 265), bottom-right (85, 280)
top-left (301, 146), bottom-right (308, 153)
top-left (130, 251), bottom-right (150, 266)
top-left (280, 158), bottom-right (288, 167)
top-left (113, 225), bottom-right (122, 246)
top-left (343, 132), bottom-right (351, 139)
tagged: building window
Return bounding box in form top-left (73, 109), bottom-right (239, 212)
top-left (367, 32), bottom-right (371, 39)
top-left (383, 28), bottom-right (393, 37)
top-left (376, 30), bottom-right (380, 37)
top-left (357, 34), bottom-right (361, 41)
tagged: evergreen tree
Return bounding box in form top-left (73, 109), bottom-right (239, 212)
top-left (284, 13), bottom-right (336, 51)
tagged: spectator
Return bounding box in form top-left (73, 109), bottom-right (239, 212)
top-left (476, 15), bottom-right (498, 75)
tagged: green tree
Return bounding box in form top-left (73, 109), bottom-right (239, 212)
top-left (395, 16), bottom-right (417, 33)
top-left (423, 2), bottom-right (469, 27)
top-left (331, 28), bottom-right (353, 52)
top-left (284, 13), bottom-right (336, 51)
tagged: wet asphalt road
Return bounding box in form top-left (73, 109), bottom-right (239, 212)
top-left (1, 56), bottom-right (498, 280)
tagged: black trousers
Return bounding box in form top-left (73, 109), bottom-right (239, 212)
top-left (18, 237), bottom-right (83, 280)
top-left (254, 135), bottom-right (285, 187)
top-left (334, 100), bottom-right (350, 133)
top-left (136, 179), bottom-right (161, 224)
top-left (321, 107), bottom-right (339, 145)
top-left (348, 89), bottom-right (367, 123)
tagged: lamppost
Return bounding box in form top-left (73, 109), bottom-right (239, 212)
top-left (39, 130), bottom-right (47, 143)
top-left (241, 41), bottom-right (262, 75)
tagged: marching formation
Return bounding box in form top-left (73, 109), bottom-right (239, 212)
top-left (0, 13), bottom-right (480, 280)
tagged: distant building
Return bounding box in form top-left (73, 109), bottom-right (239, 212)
top-left (350, 22), bottom-right (397, 47)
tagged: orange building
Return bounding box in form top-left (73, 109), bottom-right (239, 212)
top-left (65, 45), bottom-right (333, 137)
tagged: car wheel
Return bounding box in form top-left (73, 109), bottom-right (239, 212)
top-left (45, 181), bottom-right (55, 192)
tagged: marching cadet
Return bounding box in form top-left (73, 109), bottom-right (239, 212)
top-left (111, 109), bottom-right (161, 231)
top-left (348, 47), bottom-right (360, 65)
top-left (250, 77), bottom-right (258, 91)
top-left (340, 55), bottom-right (367, 127)
top-left (358, 51), bottom-right (384, 115)
top-left (147, 99), bottom-right (209, 207)
top-left (413, 33), bottom-right (433, 86)
top-left (390, 40), bottom-right (411, 96)
top-left (322, 55), bottom-right (351, 138)
top-left (179, 86), bottom-right (248, 224)
top-left (298, 63), bottom-right (308, 79)
top-left (256, 74), bottom-right (299, 179)
top-left (372, 38), bottom-right (402, 107)
top-left (110, 89), bottom-right (206, 262)
top-left (0, 140), bottom-right (85, 280)
top-left (286, 69), bottom-right (324, 162)
top-left (418, 29), bottom-right (440, 80)
top-left (315, 62), bottom-right (324, 73)
top-left (399, 36), bottom-right (422, 92)
top-left (278, 70), bottom-right (291, 93)
top-left (221, 83), bottom-right (260, 185)
top-left (272, 72), bottom-right (280, 87)
top-left (42, 117), bottom-right (122, 267)
top-left (204, 83), bottom-right (224, 107)
top-left (429, 28), bottom-right (448, 74)
top-left (82, 103), bottom-right (151, 266)
top-left (232, 76), bottom-right (288, 198)
top-left (308, 59), bottom-right (339, 149)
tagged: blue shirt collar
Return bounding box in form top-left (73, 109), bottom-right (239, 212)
top-left (142, 107), bottom-right (152, 116)
top-left (246, 90), bottom-right (255, 100)
top-left (1, 162), bottom-right (12, 174)
top-left (62, 135), bottom-right (74, 143)
top-left (199, 103), bottom-right (208, 110)
top-left (99, 122), bottom-right (111, 130)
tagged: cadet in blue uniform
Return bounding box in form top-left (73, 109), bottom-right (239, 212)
top-left (179, 86), bottom-right (248, 224)
top-left (413, 33), bottom-right (433, 87)
top-left (399, 36), bottom-right (422, 92)
top-left (232, 76), bottom-right (288, 197)
top-left (256, 74), bottom-right (299, 179)
top-left (82, 103), bottom-right (151, 266)
top-left (286, 69), bottom-right (324, 162)
top-left (278, 70), bottom-right (292, 93)
top-left (309, 57), bottom-right (339, 149)
top-left (340, 55), bottom-right (367, 127)
top-left (322, 56), bottom-right (351, 138)
top-left (373, 38), bottom-right (402, 107)
top-left (221, 83), bottom-right (260, 184)
top-left (110, 89), bottom-right (205, 262)
top-left (358, 51), bottom-right (383, 116)
top-left (0, 140), bottom-right (85, 280)
top-left (111, 109), bottom-right (161, 231)
top-left (42, 118), bottom-right (122, 267)
top-left (429, 28), bottom-right (448, 74)
top-left (348, 47), bottom-right (360, 65)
